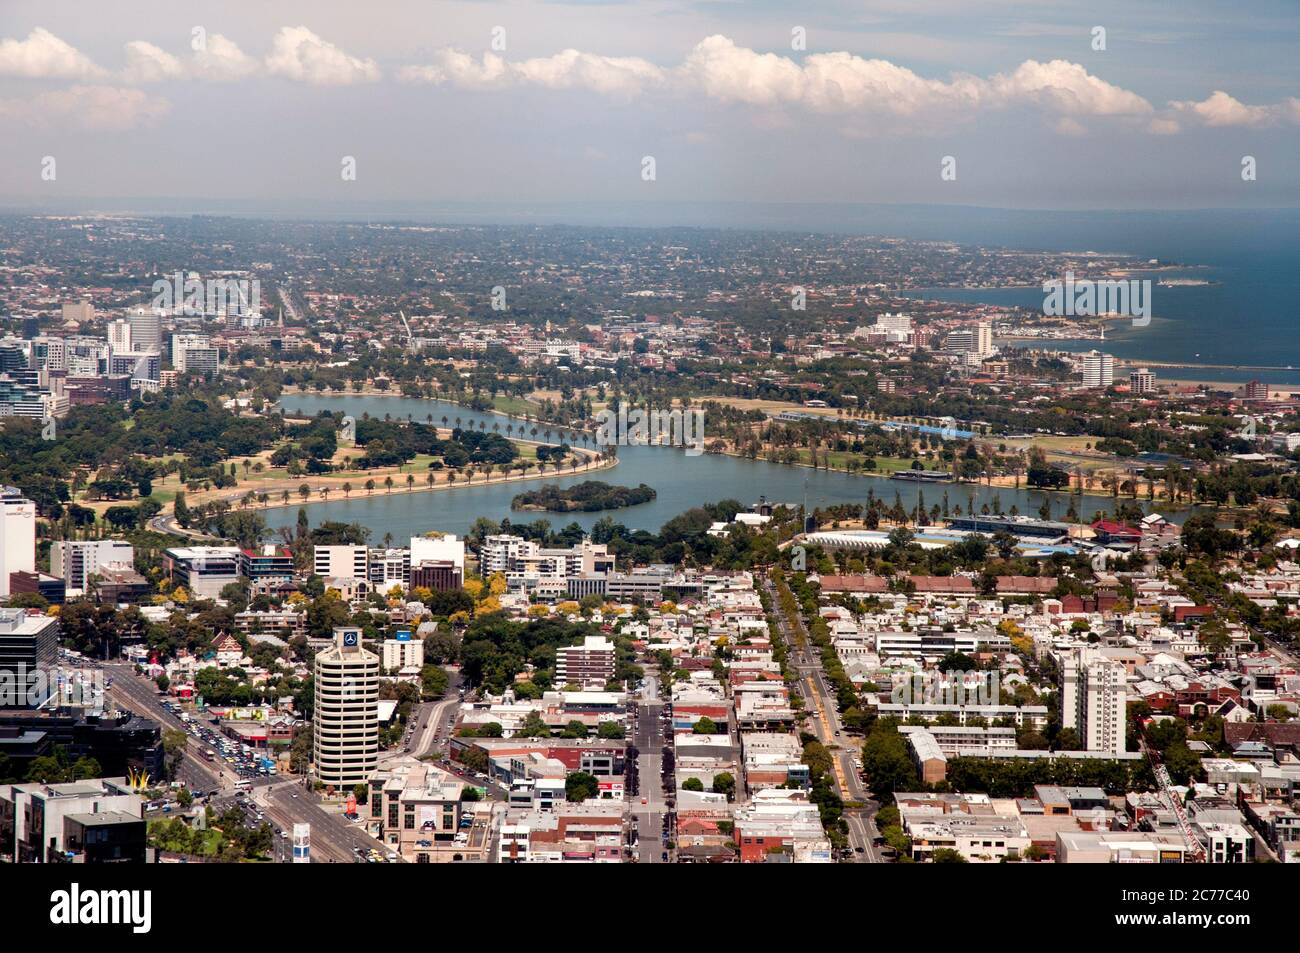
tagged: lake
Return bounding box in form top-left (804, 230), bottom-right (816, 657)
top-left (267, 394), bottom-right (1185, 541)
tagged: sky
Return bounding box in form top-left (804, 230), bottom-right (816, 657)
top-left (0, 0), bottom-right (1298, 216)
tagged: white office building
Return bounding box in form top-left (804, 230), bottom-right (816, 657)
top-left (313, 544), bottom-right (369, 581)
top-left (163, 545), bottom-right (241, 599)
top-left (409, 533), bottom-right (465, 572)
top-left (50, 540), bottom-right (134, 596)
top-left (314, 627), bottom-right (380, 788)
top-left (126, 307), bottom-right (162, 352)
top-left (873, 312), bottom-right (913, 342)
top-left (0, 486), bottom-right (36, 598)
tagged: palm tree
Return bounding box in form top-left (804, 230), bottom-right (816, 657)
top-left (281, 489), bottom-right (290, 505)
top-left (425, 472), bottom-right (434, 488)
top-left (406, 474), bottom-right (415, 492)
top-left (342, 482), bottom-right (352, 498)
top-left (320, 487), bottom-right (331, 500)
top-left (384, 476), bottom-right (394, 493)
top-left (365, 479), bottom-right (375, 495)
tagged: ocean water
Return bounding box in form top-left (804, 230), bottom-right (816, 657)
top-left (880, 208), bottom-right (1300, 385)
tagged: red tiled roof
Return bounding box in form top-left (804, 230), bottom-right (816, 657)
top-left (1224, 722), bottom-right (1300, 748)
top-left (817, 575), bottom-right (889, 593)
top-left (907, 576), bottom-right (976, 593)
top-left (996, 576), bottom-right (1058, 594)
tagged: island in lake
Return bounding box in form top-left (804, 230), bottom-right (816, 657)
top-left (511, 481), bottom-right (657, 512)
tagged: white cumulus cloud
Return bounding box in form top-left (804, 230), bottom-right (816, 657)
top-left (192, 34), bottom-right (260, 82)
top-left (121, 41), bottom-right (184, 84)
top-left (0, 84), bottom-right (169, 130)
top-left (123, 33), bottom-right (260, 83)
top-left (0, 27), bottom-right (105, 79)
top-left (401, 48), bottom-right (664, 98)
top-left (400, 35), bottom-right (1158, 131)
top-left (265, 26), bottom-right (380, 85)
top-left (1168, 90), bottom-right (1297, 128)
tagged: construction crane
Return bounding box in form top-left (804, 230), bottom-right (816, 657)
top-left (400, 310), bottom-right (415, 353)
top-left (1142, 734), bottom-right (1206, 862)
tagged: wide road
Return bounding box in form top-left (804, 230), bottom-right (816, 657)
top-left (104, 661), bottom-right (229, 792)
top-left (256, 780), bottom-right (392, 864)
top-left (379, 668), bottom-right (462, 764)
top-left (633, 670), bottom-right (669, 863)
top-left (764, 575), bottom-right (881, 863)
top-left (108, 661), bottom-right (398, 863)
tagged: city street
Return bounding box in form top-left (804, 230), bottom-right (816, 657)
top-left (633, 670), bottom-right (669, 863)
top-left (763, 576), bottom-right (881, 862)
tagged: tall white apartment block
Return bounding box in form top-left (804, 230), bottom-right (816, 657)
top-left (50, 539), bottom-right (135, 595)
top-left (1082, 659), bottom-right (1128, 756)
top-left (0, 486), bottom-right (36, 597)
top-left (313, 544), bottom-right (369, 581)
top-left (107, 319), bottom-right (132, 355)
top-left (171, 333), bottom-right (212, 373)
top-left (480, 534), bottom-right (535, 575)
top-left (1061, 648), bottom-right (1128, 756)
top-left (1082, 350), bottom-right (1115, 388)
top-left (313, 627), bottom-right (380, 788)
